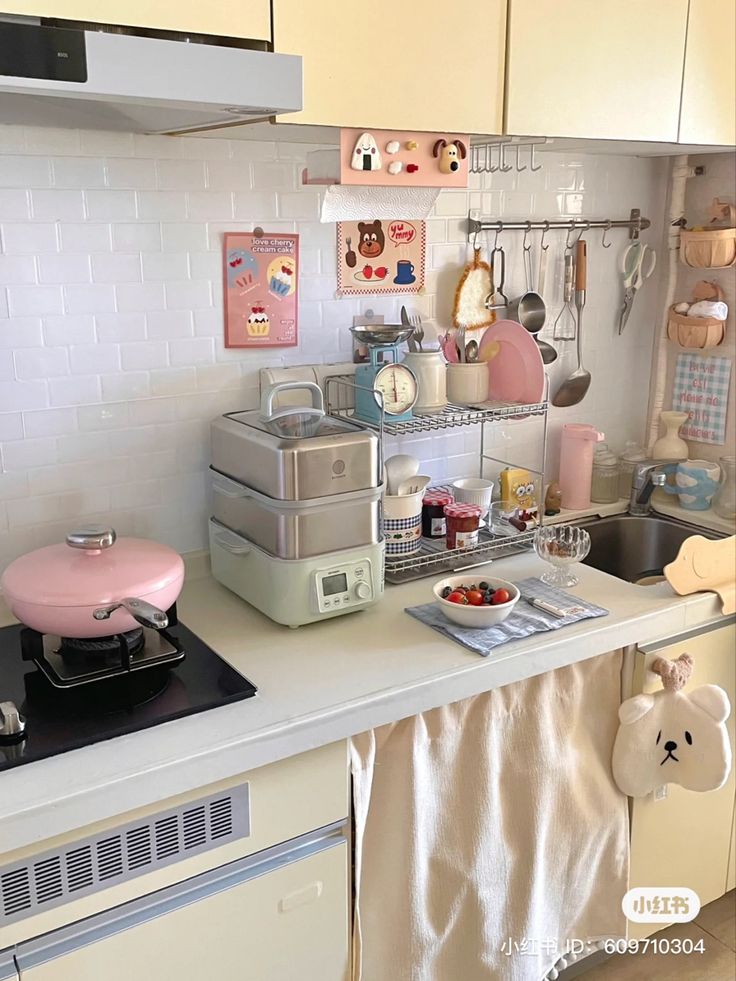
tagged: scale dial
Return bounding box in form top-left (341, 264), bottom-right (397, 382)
top-left (373, 363), bottom-right (418, 416)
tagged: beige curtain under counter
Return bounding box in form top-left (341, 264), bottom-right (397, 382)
top-left (351, 651), bottom-right (627, 981)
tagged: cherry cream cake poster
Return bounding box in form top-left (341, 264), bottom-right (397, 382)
top-left (336, 219), bottom-right (425, 296)
top-left (224, 231), bottom-right (299, 348)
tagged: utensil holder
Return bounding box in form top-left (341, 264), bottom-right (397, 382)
top-left (679, 228), bottom-right (736, 269)
top-left (383, 490), bottom-right (423, 556)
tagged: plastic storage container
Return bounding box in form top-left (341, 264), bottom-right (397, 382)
top-left (591, 444), bottom-right (620, 504)
top-left (559, 424), bottom-right (604, 510)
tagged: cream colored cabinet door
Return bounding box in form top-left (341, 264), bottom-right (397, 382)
top-left (0, 1), bottom-right (271, 41)
top-left (273, 0), bottom-right (506, 133)
top-left (505, 0), bottom-right (689, 141)
top-left (628, 621), bottom-right (736, 940)
top-left (15, 841), bottom-right (349, 981)
top-left (679, 0), bottom-right (736, 145)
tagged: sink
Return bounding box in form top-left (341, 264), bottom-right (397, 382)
top-left (581, 514), bottom-right (721, 584)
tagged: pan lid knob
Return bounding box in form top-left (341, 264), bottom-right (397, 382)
top-left (66, 527), bottom-right (117, 551)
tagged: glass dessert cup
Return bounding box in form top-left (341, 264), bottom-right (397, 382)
top-left (534, 525), bottom-right (591, 587)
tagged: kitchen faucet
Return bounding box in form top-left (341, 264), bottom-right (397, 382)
top-left (629, 461), bottom-right (669, 516)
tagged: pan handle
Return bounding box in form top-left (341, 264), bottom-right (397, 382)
top-left (93, 597), bottom-right (168, 630)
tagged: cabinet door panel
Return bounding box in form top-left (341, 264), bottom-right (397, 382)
top-left (679, 0), bottom-right (736, 145)
top-left (0, 2), bottom-right (271, 41)
top-left (505, 0), bottom-right (689, 141)
top-left (628, 622), bottom-right (736, 939)
top-left (273, 0), bottom-right (506, 133)
top-left (16, 842), bottom-right (349, 981)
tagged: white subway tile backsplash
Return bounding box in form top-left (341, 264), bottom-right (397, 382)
top-left (0, 255), bottom-right (36, 284)
top-left (2, 222), bottom-right (58, 254)
top-left (37, 254), bottom-right (91, 284)
top-left (43, 314), bottom-right (96, 346)
top-left (0, 155), bottom-right (51, 187)
top-left (60, 222), bottom-right (111, 252)
top-left (0, 188), bottom-right (30, 219)
top-left (8, 286), bottom-right (64, 317)
top-left (105, 157), bottom-right (157, 189)
top-left (115, 282), bottom-right (165, 313)
top-left (136, 190), bottom-right (187, 220)
top-left (84, 189), bottom-right (137, 220)
top-left (64, 283), bottom-right (116, 315)
top-left (111, 222), bottom-right (161, 252)
top-left (0, 125), bottom-right (667, 563)
top-left (90, 252), bottom-right (142, 283)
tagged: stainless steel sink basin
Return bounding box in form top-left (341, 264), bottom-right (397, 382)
top-left (581, 514), bottom-right (721, 584)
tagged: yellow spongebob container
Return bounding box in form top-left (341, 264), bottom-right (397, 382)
top-left (499, 468), bottom-right (539, 523)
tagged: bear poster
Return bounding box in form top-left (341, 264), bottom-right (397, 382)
top-left (223, 231), bottom-right (299, 348)
top-left (336, 219), bottom-right (425, 296)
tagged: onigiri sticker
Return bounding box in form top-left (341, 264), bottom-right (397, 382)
top-left (224, 232), bottom-right (299, 348)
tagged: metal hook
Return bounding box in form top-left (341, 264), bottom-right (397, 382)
top-left (529, 143), bottom-right (542, 172)
top-left (515, 144), bottom-right (526, 173)
top-left (499, 141), bottom-right (512, 173)
top-left (539, 219), bottom-right (550, 253)
top-left (565, 221), bottom-right (577, 251)
top-left (493, 223), bottom-right (503, 250)
top-left (522, 221), bottom-right (532, 253)
top-left (472, 223), bottom-right (480, 250)
top-left (601, 219), bottom-right (613, 249)
top-left (489, 143), bottom-right (499, 174)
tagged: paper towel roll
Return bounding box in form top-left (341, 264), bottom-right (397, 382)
top-left (321, 185), bottom-right (440, 223)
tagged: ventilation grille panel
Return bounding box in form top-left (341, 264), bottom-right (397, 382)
top-left (0, 784), bottom-right (249, 926)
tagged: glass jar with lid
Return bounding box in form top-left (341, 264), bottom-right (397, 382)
top-left (591, 443), bottom-right (620, 504)
top-left (712, 455), bottom-right (736, 522)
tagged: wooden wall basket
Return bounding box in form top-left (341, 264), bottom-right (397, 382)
top-left (667, 280), bottom-right (727, 349)
top-left (680, 227), bottom-right (736, 269)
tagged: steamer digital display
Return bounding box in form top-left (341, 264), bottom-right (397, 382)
top-left (322, 572), bottom-right (348, 596)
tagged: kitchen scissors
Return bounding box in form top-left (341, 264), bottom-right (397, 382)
top-left (618, 241), bottom-right (657, 333)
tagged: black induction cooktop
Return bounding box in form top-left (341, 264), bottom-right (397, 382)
top-left (0, 621), bottom-right (257, 772)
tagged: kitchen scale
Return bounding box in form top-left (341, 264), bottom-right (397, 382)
top-left (209, 519), bottom-right (384, 628)
top-left (351, 325), bottom-right (418, 425)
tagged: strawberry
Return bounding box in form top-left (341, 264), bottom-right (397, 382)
top-left (363, 265), bottom-right (373, 278)
top-left (375, 267), bottom-right (388, 279)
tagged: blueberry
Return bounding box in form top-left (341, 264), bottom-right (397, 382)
top-left (441, 586), bottom-right (452, 598)
top-left (479, 581), bottom-right (490, 591)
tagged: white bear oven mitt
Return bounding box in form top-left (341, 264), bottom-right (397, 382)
top-left (612, 654), bottom-right (732, 797)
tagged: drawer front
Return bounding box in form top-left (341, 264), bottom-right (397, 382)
top-left (0, 741), bottom-right (348, 948)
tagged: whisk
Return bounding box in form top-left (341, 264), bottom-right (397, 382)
top-left (553, 252), bottom-right (576, 340)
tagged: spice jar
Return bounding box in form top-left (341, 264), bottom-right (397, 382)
top-left (591, 444), bottom-right (620, 504)
top-left (422, 491), bottom-right (454, 539)
top-left (444, 502), bottom-right (482, 549)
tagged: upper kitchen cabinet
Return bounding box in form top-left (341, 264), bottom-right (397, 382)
top-left (0, 1), bottom-right (272, 40)
top-left (679, 0), bottom-right (736, 146)
top-left (504, 0), bottom-right (689, 142)
top-left (272, 0), bottom-right (506, 134)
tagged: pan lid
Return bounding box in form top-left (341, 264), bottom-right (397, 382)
top-left (226, 407), bottom-right (364, 440)
top-left (0, 528), bottom-right (184, 608)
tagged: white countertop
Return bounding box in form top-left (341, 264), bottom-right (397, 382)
top-left (0, 548), bottom-right (727, 855)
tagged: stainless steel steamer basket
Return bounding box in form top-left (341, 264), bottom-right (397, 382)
top-left (211, 469), bottom-right (383, 560)
top-left (211, 381), bottom-right (380, 501)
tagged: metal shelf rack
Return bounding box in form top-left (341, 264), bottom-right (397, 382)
top-left (324, 374), bottom-right (548, 584)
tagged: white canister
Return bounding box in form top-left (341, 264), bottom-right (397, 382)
top-left (403, 351), bottom-right (447, 413)
top-left (446, 362), bottom-right (489, 406)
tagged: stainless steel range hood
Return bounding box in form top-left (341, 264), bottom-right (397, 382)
top-left (0, 21), bottom-right (302, 134)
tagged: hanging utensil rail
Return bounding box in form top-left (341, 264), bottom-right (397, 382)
top-left (468, 209), bottom-right (650, 243)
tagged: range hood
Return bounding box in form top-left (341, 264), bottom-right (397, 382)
top-left (0, 21), bottom-right (302, 134)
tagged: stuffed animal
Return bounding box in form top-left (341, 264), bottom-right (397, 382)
top-left (612, 653), bottom-right (732, 797)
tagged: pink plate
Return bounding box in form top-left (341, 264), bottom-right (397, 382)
top-left (478, 319), bottom-right (545, 403)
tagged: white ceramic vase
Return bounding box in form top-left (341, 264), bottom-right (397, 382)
top-left (652, 411), bottom-right (689, 460)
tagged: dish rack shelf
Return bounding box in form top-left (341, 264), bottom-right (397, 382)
top-left (324, 374), bottom-right (547, 435)
top-left (323, 374), bottom-right (548, 584)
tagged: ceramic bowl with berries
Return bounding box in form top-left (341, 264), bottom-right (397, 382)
top-left (432, 575), bottom-right (520, 628)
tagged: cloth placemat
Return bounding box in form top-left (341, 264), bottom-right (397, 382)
top-left (405, 577), bottom-right (609, 656)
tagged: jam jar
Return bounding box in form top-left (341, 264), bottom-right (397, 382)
top-left (444, 502), bottom-right (482, 549)
top-left (422, 491), bottom-right (454, 539)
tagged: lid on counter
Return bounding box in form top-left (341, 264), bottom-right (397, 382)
top-left (224, 408), bottom-right (368, 441)
top-left (444, 503), bottom-right (482, 519)
top-left (562, 423), bottom-right (605, 442)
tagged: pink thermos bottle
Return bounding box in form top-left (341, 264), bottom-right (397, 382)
top-left (559, 424), bottom-right (605, 509)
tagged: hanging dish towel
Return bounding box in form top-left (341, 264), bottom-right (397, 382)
top-left (406, 577), bottom-right (609, 657)
top-left (452, 247), bottom-right (495, 331)
top-left (351, 652), bottom-right (628, 981)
